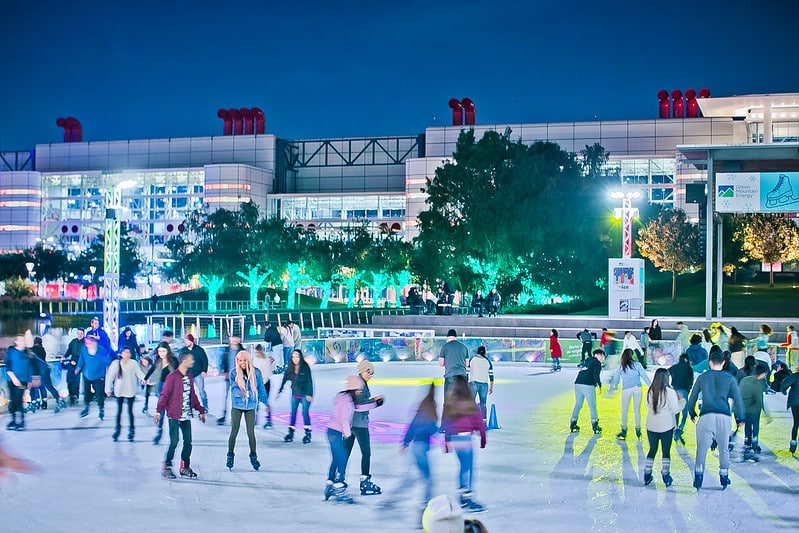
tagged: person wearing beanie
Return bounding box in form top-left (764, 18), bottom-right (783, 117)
top-left (325, 375), bottom-right (362, 503)
top-left (180, 334), bottom-right (209, 410)
top-left (421, 494), bottom-right (464, 533)
top-left (439, 329), bottom-right (469, 397)
top-left (344, 359), bottom-right (384, 496)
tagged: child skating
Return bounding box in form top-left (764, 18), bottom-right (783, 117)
top-left (325, 375), bottom-right (362, 503)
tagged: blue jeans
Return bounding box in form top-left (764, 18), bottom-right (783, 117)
top-left (393, 441), bottom-right (432, 503)
top-left (744, 412), bottom-right (761, 444)
top-left (449, 434), bottom-right (474, 491)
top-left (327, 428), bottom-right (348, 482)
top-left (193, 374), bottom-right (207, 409)
top-left (283, 346), bottom-right (293, 369)
top-left (571, 384), bottom-right (598, 422)
top-left (470, 381), bottom-right (489, 421)
top-left (290, 395), bottom-right (311, 427)
top-left (674, 389), bottom-right (689, 432)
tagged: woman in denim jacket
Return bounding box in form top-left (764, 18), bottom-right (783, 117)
top-left (226, 350), bottom-right (269, 471)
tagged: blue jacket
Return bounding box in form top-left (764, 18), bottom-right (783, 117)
top-left (5, 347), bottom-right (32, 383)
top-left (230, 368), bottom-right (269, 410)
top-left (686, 344), bottom-right (708, 366)
top-left (610, 361), bottom-right (651, 391)
top-left (78, 345), bottom-right (111, 380)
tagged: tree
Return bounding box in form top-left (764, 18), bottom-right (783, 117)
top-left (734, 213), bottom-right (799, 287)
top-left (636, 208), bottom-right (701, 301)
top-left (233, 202), bottom-right (272, 309)
top-left (72, 225), bottom-right (143, 288)
top-left (415, 130), bottom-right (615, 302)
top-left (3, 276), bottom-right (34, 298)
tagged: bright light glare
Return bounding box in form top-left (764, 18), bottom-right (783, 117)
top-left (116, 179), bottom-right (137, 191)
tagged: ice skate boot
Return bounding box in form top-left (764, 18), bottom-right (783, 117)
top-left (216, 415), bottom-right (226, 426)
top-left (662, 472), bottom-right (673, 487)
top-left (790, 440), bottom-right (797, 455)
top-left (127, 429), bottom-right (134, 442)
top-left (766, 174), bottom-right (798, 208)
top-left (112, 428), bottom-right (120, 442)
top-left (14, 418), bottom-right (24, 431)
top-left (153, 429), bottom-right (162, 445)
top-left (643, 471), bottom-right (653, 486)
top-left (98, 407), bottom-right (104, 421)
top-left (693, 469), bottom-right (703, 491)
top-left (592, 420), bottom-right (602, 434)
top-left (742, 446), bottom-right (758, 462)
top-left (324, 480), bottom-right (335, 501)
top-left (710, 439), bottom-right (718, 451)
top-left (284, 427), bottom-right (295, 442)
top-left (673, 428), bottom-right (686, 446)
top-left (752, 438), bottom-right (761, 454)
top-left (79, 406), bottom-right (89, 418)
top-left (569, 419), bottom-right (580, 433)
top-left (226, 452), bottom-right (234, 470)
top-left (459, 491), bottom-right (486, 513)
top-left (720, 472), bottom-right (731, 490)
top-left (179, 461), bottom-right (197, 478)
top-left (302, 428), bottom-right (312, 444)
top-left (40, 400), bottom-right (47, 410)
top-left (332, 482), bottom-right (353, 503)
top-left (263, 414), bottom-right (273, 429)
top-left (162, 463), bottom-right (176, 479)
top-left (249, 453), bottom-right (260, 471)
top-left (6, 418), bottom-right (17, 431)
top-left (57, 398), bottom-right (67, 410)
top-left (635, 427), bottom-right (642, 439)
top-left (616, 428), bottom-right (626, 440)
top-left (360, 474), bottom-right (382, 495)
top-left (28, 399), bottom-right (40, 413)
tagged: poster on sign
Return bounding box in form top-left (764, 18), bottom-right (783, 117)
top-left (608, 258), bottom-right (645, 318)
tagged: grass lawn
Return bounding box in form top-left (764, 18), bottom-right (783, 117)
top-left (575, 277), bottom-right (799, 317)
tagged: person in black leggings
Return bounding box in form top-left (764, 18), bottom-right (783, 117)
top-left (779, 368), bottom-right (799, 454)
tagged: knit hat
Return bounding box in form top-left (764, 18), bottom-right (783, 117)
top-left (446, 329), bottom-right (457, 338)
top-left (345, 375), bottom-right (362, 391)
top-left (422, 495), bottom-right (463, 533)
top-left (185, 333), bottom-right (195, 343)
top-left (357, 360), bottom-right (375, 375)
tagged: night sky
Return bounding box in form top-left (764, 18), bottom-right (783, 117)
top-left (1, 0), bottom-right (798, 150)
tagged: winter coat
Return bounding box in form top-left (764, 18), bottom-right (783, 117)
top-left (403, 410), bottom-right (438, 449)
top-left (5, 347), bottom-right (32, 383)
top-left (610, 361), bottom-right (650, 391)
top-left (229, 368), bottom-right (269, 411)
top-left (279, 361), bottom-right (314, 398)
top-left (105, 358), bottom-right (145, 398)
top-left (443, 403), bottom-right (486, 448)
top-left (352, 378), bottom-right (380, 428)
top-left (156, 369), bottom-right (205, 421)
top-left (550, 335), bottom-right (562, 358)
top-left (77, 345), bottom-right (111, 381)
top-left (646, 387), bottom-right (684, 433)
top-left (328, 391), bottom-right (355, 438)
top-left (780, 372), bottom-right (799, 409)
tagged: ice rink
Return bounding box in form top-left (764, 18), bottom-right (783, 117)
top-left (2, 362), bottom-right (799, 532)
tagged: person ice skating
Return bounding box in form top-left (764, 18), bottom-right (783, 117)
top-left (711, 322), bottom-right (730, 352)
top-left (729, 327), bottom-right (748, 368)
top-left (61, 328), bottom-right (85, 405)
top-left (385, 383), bottom-right (439, 518)
top-left (736, 355), bottom-right (757, 383)
top-left (139, 355), bottom-right (156, 414)
top-left (216, 334), bottom-right (244, 425)
top-left (687, 348), bottom-right (745, 490)
top-left (86, 316), bottom-right (112, 354)
top-left (105, 347), bottom-right (145, 442)
top-left (668, 353), bottom-right (693, 445)
top-left (324, 375), bottom-right (362, 503)
top-left (30, 337), bottom-right (65, 412)
top-left (154, 352), bottom-right (206, 479)
top-left (577, 328), bottom-right (597, 367)
top-left (252, 344), bottom-right (275, 428)
top-left (700, 328), bottom-right (714, 354)
top-left (621, 330), bottom-right (645, 368)
top-left (118, 327), bottom-right (139, 359)
top-left (226, 351), bottom-right (269, 471)
top-left (781, 325), bottom-right (799, 369)
top-left (686, 333), bottom-right (709, 374)
top-left (77, 335), bottom-right (112, 421)
top-left (468, 346), bottom-right (494, 423)
top-left (442, 375), bottom-right (487, 513)
top-left (779, 365), bottom-right (799, 455)
top-left (609, 348), bottom-right (651, 440)
top-left (343, 360), bottom-right (385, 496)
top-left (599, 328), bottom-right (616, 357)
top-left (263, 321), bottom-right (283, 370)
top-left (144, 342), bottom-right (178, 444)
top-left (756, 324), bottom-right (773, 352)
top-left (639, 327), bottom-right (651, 367)
top-left (643, 368), bottom-right (685, 487)
top-left (5, 334), bottom-right (32, 431)
top-left (277, 349), bottom-right (314, 443)
top-left (570, 348), bottom-right (605, 434)
top-left (740, 362), bottom-right (770, 461)
top-left (675, 322), bottom-right (692, 353)
top-left (439, 329), bottom-right (469, 397)
top-left (179, 334), bottom-right (208, 410)
top-left (550, 329), bottom-right (562, 371)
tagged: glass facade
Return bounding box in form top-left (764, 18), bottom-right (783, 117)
top-left (615, 157), bottom-right (676, 206)
top-left (273, 194), bottom-right (406, 237)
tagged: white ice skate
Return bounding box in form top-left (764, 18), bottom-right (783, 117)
top-left (766, 174), bottom-right (799, 208)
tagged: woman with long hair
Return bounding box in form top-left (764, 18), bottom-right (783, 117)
top-left (609, 348), bottom-right (651, 440)
top-left (442, 375), bottom-right (487, 513)
top-left (729, 327), bottom-right (748, 368)
top-left (325, 375), bottom-right (362, 503)
top-left (278, 349), bottom-right (314, 443)
top-left (643, 368), bottom-right (684, 486)
top-left (226, 350), bottom-right (269, 471)
top-left (144, 341), bottom-right (177, 444)
top-left (105, 347), bottom-right (145, 442)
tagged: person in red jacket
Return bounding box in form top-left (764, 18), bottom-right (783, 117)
top-left (550, 329), bottom-right (562, 371)
top-left (154, 352), bottom-right (206, 479)
top-left (442, 375), bottom-right (487, 513)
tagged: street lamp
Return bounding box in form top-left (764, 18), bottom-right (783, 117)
top-left (611, 190), bottom-right (641, 258)
top-left (25, 262), bottom-right (34, 281)
top-left (103, 179), bottom-right (137, 351)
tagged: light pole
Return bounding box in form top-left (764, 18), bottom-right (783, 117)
top-left (103, 179), bottom-right (136, 351)
top-left (25, 262), bottom-right (34, 282)
top-left (611, 190), bottom-right (641, 258)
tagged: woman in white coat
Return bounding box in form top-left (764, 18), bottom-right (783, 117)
top-left (105, 347), bottom-right (145, 442)
top-left (643, 367), bottom-right (685, 487)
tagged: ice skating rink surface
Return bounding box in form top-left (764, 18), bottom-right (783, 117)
top-left (3, 363), bottom-right (799, 532)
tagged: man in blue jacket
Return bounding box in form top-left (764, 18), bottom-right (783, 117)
top-left (77, 335), bottom-right (111, 420)
top-left (5, 334), bottom-right (32, 430)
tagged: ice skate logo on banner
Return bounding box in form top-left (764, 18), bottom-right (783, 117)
top-left (765, 174), bottom-right (799, 209)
